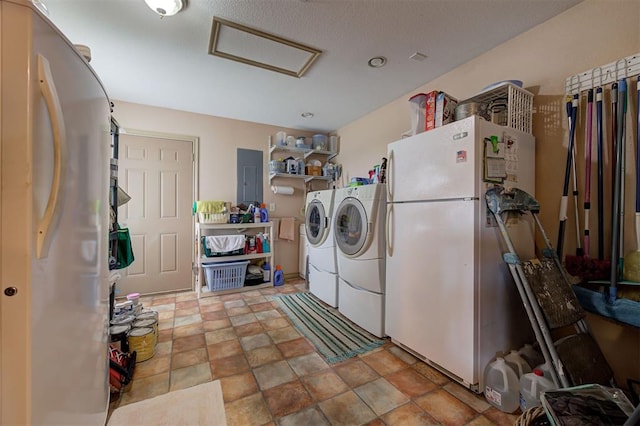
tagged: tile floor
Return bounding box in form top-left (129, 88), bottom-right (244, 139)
top-left (109, 279), bottom-right (522, 425)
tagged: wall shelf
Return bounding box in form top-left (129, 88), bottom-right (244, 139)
top-left (268, 172), bottom-right (332, 183)
top-left (269, 145), bottom-right (338, 161)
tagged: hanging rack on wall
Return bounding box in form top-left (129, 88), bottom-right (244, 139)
top-left (565, 52), bottom-right (640, 94)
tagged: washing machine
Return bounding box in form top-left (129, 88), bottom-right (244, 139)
top-left (305, 189), bottom-right (338, 307)
top-left (333, 183), bottom-right (386, 337)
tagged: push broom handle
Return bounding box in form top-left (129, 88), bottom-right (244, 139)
top-left (609, 79), bottom-right (626, 302)
top-left (557, 95), bottom-right (578, 259)
top-left (584, 89), bottom-right (593, 256)
top-left (596, 87), bottom-right (604, 260)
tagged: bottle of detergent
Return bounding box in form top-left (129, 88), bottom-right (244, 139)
top-left (262, 261), bottom-right (271, 283)
top-left (253, 204), bottom-right (261, 223)
top-left (274, 265), bottom-right (284, 286)
top-left (260, 203), bottom-right (269, 223)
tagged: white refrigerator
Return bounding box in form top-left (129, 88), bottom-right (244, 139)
top-left (1, 0), bottom-right (111, 424)
top-left (385, 115), bottom-right (535, 392)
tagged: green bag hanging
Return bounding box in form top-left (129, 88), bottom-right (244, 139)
top-left (115, 226), bottom-right (134, 269)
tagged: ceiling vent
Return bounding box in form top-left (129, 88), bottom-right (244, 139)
top-left (208, 17), bottom-right (322, 78)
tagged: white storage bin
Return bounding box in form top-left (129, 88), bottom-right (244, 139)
top-left (203, 260), bottom-right (249, 292)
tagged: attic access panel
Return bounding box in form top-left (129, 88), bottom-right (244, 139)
top-left (209, 17), bottom-right (321, 78)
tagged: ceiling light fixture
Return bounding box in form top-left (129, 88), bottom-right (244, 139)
top-left (144, 0), bottom-right (184, 17)
top-left (368, 56), bottom-right (387, 68)
top-left (301, 112), bottom-right (314, 118)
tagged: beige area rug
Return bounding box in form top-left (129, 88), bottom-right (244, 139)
top-left (108, 380), bottom-right (226, 426)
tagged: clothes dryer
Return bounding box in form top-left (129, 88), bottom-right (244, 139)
top-left (305, 189), bottom-right (338, 307)
top-left (333, 183), bottom-right (386, 337)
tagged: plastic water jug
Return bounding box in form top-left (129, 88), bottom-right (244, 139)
top-left (262, 262), bottom-right (271, 282)
top-left (519, 368), bottom-right (555, 411)
top-left (274, 265), bottom-right (284, 286)
top-left (534, 361), bottom-right (555, 382)
top-left (518, 344), bottom-right (544, 370)
top-left (504, 350), bottom-right (532, 378)
top-left (484, 357), bottom-right (520, 413)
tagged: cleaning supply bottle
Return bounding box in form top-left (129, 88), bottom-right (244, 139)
top-left (262, 233), bottom-right (270, 253)
top-left (256, 234), bottom-right (263, 253)
top-left (262, 261), bottom-right (271, 282)
top-left (253, 204), bottom-right (261, 223)
top-left (260, 203), bottom-right (269, 223)
top-left (274, 265), bottom-right (284, 286)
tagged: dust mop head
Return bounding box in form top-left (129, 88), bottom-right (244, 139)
top-left (565, 255), bottom-right (611, 282)
top-left (623, 251), bottom-right (640, 282)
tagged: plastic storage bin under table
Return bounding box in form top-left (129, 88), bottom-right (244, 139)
top-left (203, 260), bottom-right (249, 292)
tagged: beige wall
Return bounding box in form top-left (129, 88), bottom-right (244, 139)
top-left (112, 101), bottom-right (316, 277)
top-left (336, 0), bottom-right (640, 387)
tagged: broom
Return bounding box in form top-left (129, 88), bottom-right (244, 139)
top-left (623, 75), bottom-right (640, 282)
top-left (564, 89), bottom-right (611, 282)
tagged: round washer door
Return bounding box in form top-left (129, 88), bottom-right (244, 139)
top-left (305, 200), bottom-right (328, 247)
top-left (334, 198), bottom-right (370, 257)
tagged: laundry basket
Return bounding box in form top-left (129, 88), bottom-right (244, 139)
top-left (201, 235), bottom-right (245, 257)
top-left (202, 260), bottom-right (249, 292)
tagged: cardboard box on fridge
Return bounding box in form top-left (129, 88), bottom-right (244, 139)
top-left (424, 91), bottom-right (439, 131)
top-left (435, 92), bottom-right (458, 128)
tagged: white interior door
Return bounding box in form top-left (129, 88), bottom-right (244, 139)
top-left (117, 133), bottom-right (194, 295)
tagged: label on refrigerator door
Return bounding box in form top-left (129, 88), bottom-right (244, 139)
top-left (456, 150), bottom-right (467, 163)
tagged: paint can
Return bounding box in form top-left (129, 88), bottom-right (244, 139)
top-left (136, 310), bottom-right (158, 322)
top-left (133, 318), bottom-right (158, 345)
top-left (110, 314), bottom-right (135, 328)
top-left (127, 327), bottom-right (155, 362)
top-left (109, 324), bottom-right (130, 352)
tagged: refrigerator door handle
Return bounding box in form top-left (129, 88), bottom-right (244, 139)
top-left (387, 149), bottom-right (394, 203)
top-left (36, 54), bottom-right (67, 259)
top-left (386, 203), bottom-right (393, 256)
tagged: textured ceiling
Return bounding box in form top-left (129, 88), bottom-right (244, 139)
top-left (44, 0), bottom-right (582, 132)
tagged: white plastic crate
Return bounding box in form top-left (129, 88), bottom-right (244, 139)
top-left (203, 260), bottom-right (249, 292)
top-left (196, 201), bottom-right (231, 223)
top-left (463, 83), bottom-right (533, 134)
top-left (198, 212), bottom-right (229, 224)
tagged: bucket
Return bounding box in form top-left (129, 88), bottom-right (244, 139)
top-left (484, 357), bottom-right (520, 413)
top-left (136, 310), bottom-right (158, 322)
top-left (504, 350), bottom-right (532, 378)
top-left (109, 324), bottom-right (130, 352)
top-left (133, 318), bottom-right (158, 345)
top-left (128, 327), bottom-right (155, 362)
top-left (110, 314), bottom-right (135, 328)
top-left (519, 368), bottom-right (555, 411)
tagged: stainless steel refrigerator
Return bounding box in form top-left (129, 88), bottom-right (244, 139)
top-left (1, 0), bottom-right (111, 423)
top-left (385, 115), bottom-right (535, 392)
